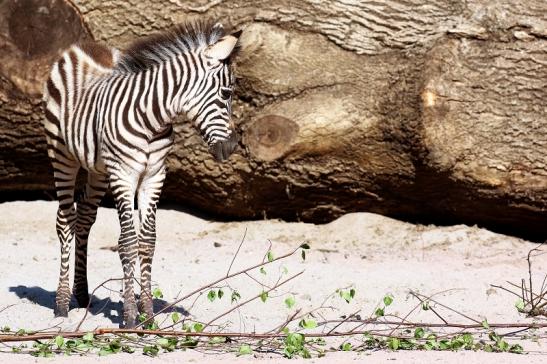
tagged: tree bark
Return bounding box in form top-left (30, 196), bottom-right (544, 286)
top-left (0, 0), bottom-right (545, 239)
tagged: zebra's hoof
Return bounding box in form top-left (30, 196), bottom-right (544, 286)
top-left (75, 293), bottom-right (90, 308)
top-left (54, 306), bottom-right (69, 317)
top-left (121, 317), bottom-right (138, 329)
top-left (138, 300), bottom-right (153, 321)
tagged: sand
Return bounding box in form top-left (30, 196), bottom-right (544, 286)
top-left (0, 200), bottom-right (545, 363)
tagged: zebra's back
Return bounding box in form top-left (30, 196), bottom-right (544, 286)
top-left (43, 42), bottom-right (120, 172)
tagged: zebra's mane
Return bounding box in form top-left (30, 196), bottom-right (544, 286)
top-left (115, 20), bottom-right (226, 73)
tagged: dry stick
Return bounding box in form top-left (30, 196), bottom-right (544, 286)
top-left (506, 281), bottom-right (544, 301)
top-left (244, 272), bottom-right (272, 290)
top-left (273, 309), bottom-right (302, 334)
top-left (75, 278), bottom-right (125, 332)
top-left (310, 320), bottom-right (547, 329)
top-left (0, 304), bottom-right (16, 314)
top-left (268, 305), bottom-right (337, 334)
top-left (409, 291), bottom-right (448, 324)
top-left (3, 322), bottom-right (547, 343)
top-left (203, 271), bottom-right (304, 330)
top-left (491, 284), bottom-right (523, 300)
top-left (327, 310), bottom-right (360, 335)
top-left (387, 288), bottom-right (462, 337)
top-left (136, 245), bottom-right (302, 329)
top-left (226, 227), bottom-right (247, 277)
top-left (410, 291), bottom-right (481, 324)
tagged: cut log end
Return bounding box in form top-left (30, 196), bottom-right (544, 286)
top-left (0, 0), bottom-right (91, 96)
top-left (245, 115), bottom-right (299, 161)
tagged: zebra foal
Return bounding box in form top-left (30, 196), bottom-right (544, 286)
top-left (42, 20), bottom-right (241, 327)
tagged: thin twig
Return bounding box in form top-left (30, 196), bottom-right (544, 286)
top-left (136, 245), bottom-right (302, 328)
top-left (410, 291), bottom-right (481, 324)
top-left (226, 228), bottom-right (247, 277)
top-left (203, 271), bottom-right (304, 330)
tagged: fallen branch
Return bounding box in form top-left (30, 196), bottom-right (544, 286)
top-left (2, 320), bottom-right (547, 343)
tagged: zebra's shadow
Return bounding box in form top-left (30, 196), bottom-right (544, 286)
top-left (9, 285), bottom-right (189, 325)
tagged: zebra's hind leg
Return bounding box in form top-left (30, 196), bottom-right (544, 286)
top-left (73, 173), bottom-right (108, 308)
top-left (136, 168), bottom-right (166, 319)
top-left (51, 158), bottom-right (80, 317)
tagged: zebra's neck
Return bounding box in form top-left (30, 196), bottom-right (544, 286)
top-left (129, 53), bottom-right (202, 137)
top-left (131, 63), bottom-right (177, 135)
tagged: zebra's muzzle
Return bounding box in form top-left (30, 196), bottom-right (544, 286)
top-left (211, 133), bottom-right (238, 162)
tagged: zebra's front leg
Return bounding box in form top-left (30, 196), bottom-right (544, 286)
top-left (136, 169), bottom-right (166, 320)
top-left (73, 173), bottom-right (108, 308)
top-left (110, 174), bottom-right (139, 328)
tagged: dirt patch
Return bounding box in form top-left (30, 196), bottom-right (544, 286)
top-left (0, 200), bottom-right (545, 362)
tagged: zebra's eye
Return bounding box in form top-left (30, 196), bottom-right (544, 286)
top-left (220, 87), bottom-right (232, 99)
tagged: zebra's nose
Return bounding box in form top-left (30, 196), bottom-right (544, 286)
top-left (211, 132), bottom-right (238, 162)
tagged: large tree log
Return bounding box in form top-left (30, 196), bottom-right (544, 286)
top-left (0, 0), bottom-right (545, 238)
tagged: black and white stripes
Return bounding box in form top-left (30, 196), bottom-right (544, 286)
top-left (42, 20), bottom-right (241, 327)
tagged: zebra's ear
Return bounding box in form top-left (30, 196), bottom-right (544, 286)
top-left (212, 22), bottom-right (224, 32)
top-left (205, 32), bottom-right (241, 62)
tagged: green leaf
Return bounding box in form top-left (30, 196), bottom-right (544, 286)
top-left (497, 339), bottom-right (509, 352)
top-left (147, 320), bottom-right (159, 330)
top-left (340, 290), bottom-right (353, 303)
top-left (231, 290), bottom-right (241, 303)
top-left (82, 332), bottom-right (94, 342)
top-left (301, 250), bottom-right (306, 260)
top-left (54, 335), bottom-right (64, 349)
top-left (375, 307), bottom-right (385, 317)
top-left (422, 301), bottom-right (430, 310)
top-left (285, 296), bottom-right (296, 309)
top-left (209, 336), bottom-right (227, 344)
top-left (98, 347), bottom-right (113, 356)
top-left (238, 344), bottom-right (253, 356)
top-left (152, 287), bottom-right (163, 299)
top-left (282, 266), bottom-right (289, 274)
top-left (260, 291), bottom-right (269, 303)
top-left (383, 294), bottom-right (393, 306)
top-left (193, 323), bottom-right (204, 333)
top-left (388, 337), bottom-right (400, 350)
top-left (171, 312), bottom-right (180, 324)
top-left (481, 319), bottom-right (490, 329)
top-left (414, 327), bottom-right (425, 339)
top-left (207, 290), bottom-right (217, 302)
top-left (509, 344), bottom-right (523, 354)
top-left (122, 345), bottom-right (135, 353)
top-left (157, 338), bottom-right (169, 347)
top-left (300, 243), bottom-right (310, 249)
top-left (143, 345), bottom-right (159, 357)
top-left (180, 338), bottom-right (198, 348)
top-left (350, 288), bottom-right (356, 299)
top-left (267, 251), bottom-right (274, 262)
top-left (138, 313), bottom-right (148, 323)
top-left (298, 319), bottom-right (317, 329)
top-left (515, 299), bottom-right (525, 311)
top-left (217, 289), bottom-right (224, 299)
top-left (260, 267), bottom-right (267, 275)
top-left (340, 342), bottom-right (352, 351)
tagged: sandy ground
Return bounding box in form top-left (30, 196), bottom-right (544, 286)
top-left (0, 200), bottom-right (545, 363)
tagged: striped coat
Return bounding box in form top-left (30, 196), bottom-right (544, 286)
top-left (43, 21), bottom-right (240, 327)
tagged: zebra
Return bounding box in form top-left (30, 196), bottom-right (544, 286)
top-left (42, 20), bottom-right (241, 328)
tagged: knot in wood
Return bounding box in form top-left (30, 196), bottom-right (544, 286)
top-left (245, 115), bottom-right (298, 161)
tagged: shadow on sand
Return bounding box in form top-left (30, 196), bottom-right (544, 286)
top-left (9, 285), bottom-right (189, 325)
